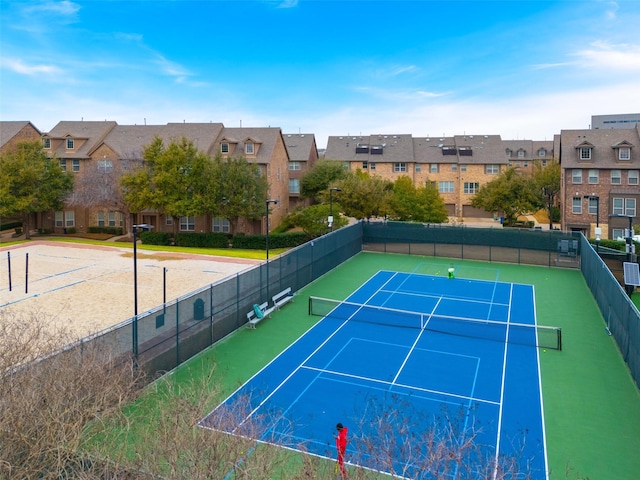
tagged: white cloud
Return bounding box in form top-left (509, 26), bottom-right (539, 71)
top-left (1, 57), bottom-right (63, 75)
top-left (573, 41), bottom-right (640, 71)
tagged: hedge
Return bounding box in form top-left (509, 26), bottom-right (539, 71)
top-left (139, 231), bottom-right (171, 245)
top-left (88, 226), bottom-right (124, 236)
top-left (175, 232), bottom-right (230, 248)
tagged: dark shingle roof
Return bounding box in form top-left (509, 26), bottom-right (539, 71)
top-left (0, 121), bottom-right (41, 147)
top-left (283, 133), bottom-right (317, 162)
top-left (560, 127), bottom-right (640, 169)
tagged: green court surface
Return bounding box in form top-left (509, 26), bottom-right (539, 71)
top-left (113, 252), bottom-right (640, 479)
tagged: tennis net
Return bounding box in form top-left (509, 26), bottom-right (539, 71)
top-left (308, 296), bottom-right (562, 350)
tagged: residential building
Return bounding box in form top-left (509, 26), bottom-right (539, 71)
top-left (559, 125), bottom-right (640, 239)
top-left (283, 133), bottom-right (319, 210)
top-left (35, 121), bottom-right (292, 235)
top-left (0, 121), bottom-right (42, 154)
top-left (325, 133), bottom-right (542, 218)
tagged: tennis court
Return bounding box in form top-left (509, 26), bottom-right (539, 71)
top-left (201, 270), bottom-right (555, 478)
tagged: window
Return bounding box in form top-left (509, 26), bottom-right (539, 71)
top-left (65, 211), bottom-right (75, 227)
top-left (179, 216), bottom-right (195, 231)
top-left (221, 143), bottom-right (229, 154)
top-left (342, 162), bottom-right (350, 170)
top-left (588, 169), bottom-right (599, 184)
top-left (430, 164), bottom-right (438, 173)
top-left (289, 178), bottom-right (300, 194)
top-left (59, 159), bottom-right (67, 171)
top-left (613, 198), bottom-right (624, 215)
top-left (523, 162), bottom-right (529, 168)
top-left (415, 164), bottom-right (421, 173)
top-left (288, 161), bottom-right (301, 171)
top-left (66, 138), bottom-right (75, 149)
top-left (451, 164), bottom-right (457, 171)
top-left (580, 147), bottom-right (591, 160)
top-left (613, 228), bottom-right (625, 240)
top-left (542, 159), bottom-right (547, 167)
top-left (369, 162), bottom-right (376, 171)
top-left (55, 211), bottom-right (63, 227)
top-left (505, 149), bottom-right (512, 157)
top-left (108, 211), bottom-right (117, 227)
top-left (619, 147), bottom-right (631, 161)
top-left (625, 198), bottom-right (636, 216)
top-left (97, 211), bottom-right (105, 227)
top-left (629, 170), bottom-right (639, 185)
top-left (439, 181), bottom-right (454, 193)
top-left (245, 142), bottom-right (254, 155)
top-left (43, 138), bottom-right (51, 149)
top-left (72, 159), bottom-right (80, 172)
top-left (517, 149), bottom-right (525, 158)
top-left (166, 217), bottom-right (173, 226)
top-left (394, 163), bottom-right (407, 173)
top-left (460, 164), bottom-right (467, 172)
top-left (572, 197), bottom-right (582, 214)
top-left (587, 197), bottom-right (598, 215)
top-left (485, 164), bottom-right (499, 174)
top-left (362, 161), bottom-right (368, 169)
top-left (611, 170), bottom-right (622, 184)
top-left (212, 217), bottom-right (230, 233)
top-left (572, 169), bottom-right (582, 184)
top-left (463, 182), bottom-right (479, 194)
top-left (538, 148), bottom-right (546, 157)
top-left (98, 159), bottom-right (113, 173)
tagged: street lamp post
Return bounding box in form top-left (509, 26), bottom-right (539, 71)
top-left (265, 199), bottom-right (278, 298)
top-left (584, 194), bottom-right (600, 252)
top-left (329, 187), bottom-right (342, 232)
top-left (132, 223), bottom-right (153, 360)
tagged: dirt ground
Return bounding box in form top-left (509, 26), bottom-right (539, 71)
top-left (0, 241), bottom-right (259, 339)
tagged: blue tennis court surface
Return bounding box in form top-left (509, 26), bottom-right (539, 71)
top-left (201, 271), bottom-right (549, 478)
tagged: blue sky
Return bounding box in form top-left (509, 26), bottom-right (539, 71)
top-left (1, 0), bottom-right (639, 148)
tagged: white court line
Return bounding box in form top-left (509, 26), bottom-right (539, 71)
top-left (300, 364), bottom-right (499, 406)
top-left (391, 296), bottom-right (442, 385)
top-left (492, 282), bottom-right (514, 480)
top-left (379, 287), bottom-right (511, 307)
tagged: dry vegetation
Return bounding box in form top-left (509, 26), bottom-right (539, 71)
top-left (1, 310), bottom-right (586, 479)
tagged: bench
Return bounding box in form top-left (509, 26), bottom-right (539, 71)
top-left (246, 302), bottom-right (275, 329)
top-left (272, 287), bottom-right (294, 310)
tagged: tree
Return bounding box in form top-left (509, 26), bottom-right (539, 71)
top-left (0, 140), bottom-right (74, 238)
top-left (533, 159), bottom-right (561, 229)
top-left (288, 203), bottom-right (348, 237)
top-left (471, 168), bottom-right (543, 226)
top-left (206, 154), bottom-right (269, 234)
top-left (335, 171), bottom-right (393, 220)
top-left (120, 137), bottom-right (214, 236)
top-left (387, 176), bottom-right (449, 223)
top-left (300, 160), bottom-right (348, 201)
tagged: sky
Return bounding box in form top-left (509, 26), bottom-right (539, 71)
top-left (1, 0), bottom-right (640, 149)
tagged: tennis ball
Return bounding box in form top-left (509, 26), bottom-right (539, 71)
top-left (543, 349), bottom-right (547, 353)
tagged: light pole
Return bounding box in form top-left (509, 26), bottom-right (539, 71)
top-left (329, 187), bottom-right (342, 232)
top-left (584, 194), bottom-right (600, 252)
top-left (133, 223), bottom-right (153, 360)
top-left (265, 199), bottom-right (278, 298)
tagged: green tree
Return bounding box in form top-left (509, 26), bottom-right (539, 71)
top-left (387, 177), bottom-right (449, 223)
top-left (206, 154), bottom-right (269, 234)
top-left (288, 203), bottom-right (348, 237)
top-left (335, 171), bottom-right (393, 220)
top-left (121, 137), bottom-right (213, 236)
top-left (532, 159), bottom-right (561, 229)
top-left (300, 160), bottom-right (348, 200)
top-left (471, 168), bottom-right (543, 226)
top-left (0, 141), bottom-right (74, 238)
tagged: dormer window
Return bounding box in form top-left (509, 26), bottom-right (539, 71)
top-left (43, 138), bottom-right (51, 149)
top-left (517, 149), bottom-right (525, 158)
top-left (221, 142), bottom-right (229, 154)
top-left (619, 147), bottom-right (630, 161)
top-left (538, 148), bottom-right (546, 157)
top-left (245, 142), bottom-right (254, 155)
top-left (580, 147), bottom-right (591, 160)
top-left (66, 138), bottom-right (75, 150)
top-left (505, 149), bottom-right (512, 157)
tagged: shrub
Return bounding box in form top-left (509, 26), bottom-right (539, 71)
top-left (175, 232), bottom-right (230, 248)
top-left (139, 231), bottom-right (171, 245)
top-left (88, 226), bottom-right (124, 236)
